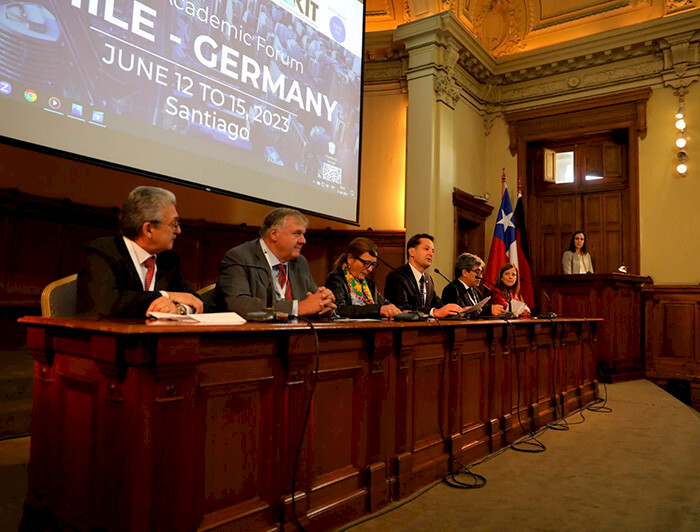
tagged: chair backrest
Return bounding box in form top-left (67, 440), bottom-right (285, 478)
top-left (197, 283), bottom-right (216, 312)
top-left (41, 274), bottom-right (78, 318)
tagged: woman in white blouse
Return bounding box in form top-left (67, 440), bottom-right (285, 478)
top-left (562, 230), bottom-right (594, 274)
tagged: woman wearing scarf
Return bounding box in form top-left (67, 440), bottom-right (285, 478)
top-left (325, 237), bottom-right (402, 319)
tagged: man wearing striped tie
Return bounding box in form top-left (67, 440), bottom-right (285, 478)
top-left (384, 233), bottom-right (464, 318)
top-left (216, 207), bottom-right (336, 317)
top-left (77, 186), bottom-right (203, 317)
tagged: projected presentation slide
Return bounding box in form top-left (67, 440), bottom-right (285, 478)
top-left (0, 0), bottom-right (364, 222)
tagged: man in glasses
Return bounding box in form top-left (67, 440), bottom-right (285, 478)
top-left (77, 186), bottom-right (203, 317)
top-left (441, 253), bottom-right (488, 316)
top-left (215, 207), bottom-right (336, 317)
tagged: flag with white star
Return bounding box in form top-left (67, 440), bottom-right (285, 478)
top-left (484, 185), bottom-right (518, 288)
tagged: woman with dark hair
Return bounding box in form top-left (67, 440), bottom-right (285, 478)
top-left (562, 230), bottom-right (594, 274)
top-left (490, 263), bottom-right (531, 317)
top-left (325, 237), bottom-right (402, 319)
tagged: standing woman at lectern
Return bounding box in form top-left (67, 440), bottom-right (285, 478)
top-left (325, 237), bottom-right (402, 319)
top-left (562, 230), bottom-right (594, 274)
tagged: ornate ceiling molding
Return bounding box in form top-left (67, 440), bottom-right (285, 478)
top-left (365, 9), bottom-right (699, 114)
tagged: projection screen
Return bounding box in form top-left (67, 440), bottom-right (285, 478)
top-left (0, 0), bottom-right (365, 222)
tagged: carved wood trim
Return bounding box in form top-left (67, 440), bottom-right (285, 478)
top-left (452, 188), bottom-right (494, 222)
top-left (503, 88), bottom-right (652, 156)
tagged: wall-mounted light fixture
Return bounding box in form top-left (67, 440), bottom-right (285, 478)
top-left (674, 90), bottom-right (688, 177)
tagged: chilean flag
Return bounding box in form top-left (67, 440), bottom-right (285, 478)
top-left (484, 186), bottom-right (517, 289)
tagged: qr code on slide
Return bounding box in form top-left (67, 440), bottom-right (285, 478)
top-left (321, 162), bottom-right (342, 184)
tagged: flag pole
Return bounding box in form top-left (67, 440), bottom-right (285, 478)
top-left (501, 168), bottom-right (507, 196)
top-left (517, 176), bottom-right (523, 198)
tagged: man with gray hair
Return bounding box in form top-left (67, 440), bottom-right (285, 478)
top-left (77, 186), bottom-right (203, 317)
top-left (215, 207), bottom-right (336, 317)
top-left (441, 252), bottom-right (487, 314)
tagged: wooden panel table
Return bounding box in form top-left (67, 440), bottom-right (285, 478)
top-left (19, 316), bottom-right (599, 531)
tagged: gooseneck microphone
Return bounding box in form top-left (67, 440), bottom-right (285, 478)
top-left (228, 262), bottom-right (292, 321)
top-left (433, 268), bottom-right (451, 285)
top-left (374, 256), bottom-right (428, 321)
top-left (538, 289), bottom-right (558, 320)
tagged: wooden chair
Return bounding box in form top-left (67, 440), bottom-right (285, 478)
top-left (41, 274), bottom-right (78, 317)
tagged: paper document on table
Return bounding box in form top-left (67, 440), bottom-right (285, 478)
top-left (148, 312), bottom-right (246, 325)
top-left (509, 299), bottom-right (528, 316)
top-left (461, 296), bottom-right (491, 315)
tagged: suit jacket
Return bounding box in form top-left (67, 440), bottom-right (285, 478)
top-left (441, 280), bottom-right (482, 307)
top-left (76, 236), bottom-right (196, 317)
top-left (562, 250), bottom-right (594, 274)
top-left (325, 269), bottom-right (388, 319)
top-left (215, 238), bottom-right (317, 315)
top-left (384, 263), bottom-right (441, 313)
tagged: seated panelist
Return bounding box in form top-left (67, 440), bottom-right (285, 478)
top-left (325, 237), bottom-right (401, 319)
top-left (215, 207), bottom-right (336, 317)
top-left (76, 186), bottom-right (203, 317)
top-left (384, 233), bottom-right (464, 318)
top-left (490, 263), bottom-right (531, 317)
top-left (441, 252), bottom-right (488, 316)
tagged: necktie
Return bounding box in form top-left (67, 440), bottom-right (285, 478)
top-left (419, 275), bottom-right (426, 307)
top-left (144, 256), bottom-right (156, 291)
top-left (275, 264), bottom-right (292, 300)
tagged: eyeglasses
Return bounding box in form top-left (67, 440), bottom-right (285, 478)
top-left (471, 268), bottom-right (484, 274)
top-left (150, 218), bottom-right (180, 230)
top-left (356, 257), bottom-right (378, 270)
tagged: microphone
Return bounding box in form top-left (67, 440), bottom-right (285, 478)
top-left (514, 276), bottom-right (557, 319)
top-left (538, 289), bottom-right (558, 320)
top-left (227, 261), bottom-right (292, 321)
top-left (375, 255), bottom-right (428, 321)
top-left (476, 275), bottom-right (518, 320)
top-left (433, 268), bottom-right (451, 285)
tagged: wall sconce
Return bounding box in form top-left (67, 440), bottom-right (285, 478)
top-left (674, 90), bottom-right (688, 176)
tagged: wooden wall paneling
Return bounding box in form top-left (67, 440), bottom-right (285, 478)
top-left (0, 189), bottom-right (406, 306)
top-left (579, 322), bottom-right (598, 405)
top-left (306, 333), bottom-right (369, 530)
top-left (450, 327), bottom-right (490, 464)
top-left (194, 334), bottom-right (283, 531)
top-left (532, 324), bottom-right (557, 427)
top-left (366, 329), bottom-right (395, 513)
top-left (643, 286), bottom-right (700, 409)
top-left (488, 326), bottom-right (509, 451)
top-left (7, 216), bottom-right (63, 302)
top-left (408, 330), bottom-right (449, 485)
top-left (603, 192), bottom-right (623, 273)
top-left (279, 331), bottom-right (315, 528)
top-left (560, 324), bottom-right (583, 414)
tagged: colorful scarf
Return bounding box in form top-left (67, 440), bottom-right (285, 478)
top-left (343, 265), bottom-right (375, 305)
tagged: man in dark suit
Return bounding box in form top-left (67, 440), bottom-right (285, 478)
top-left (215, 207), bottom-right (336, 317)
top-left (441, 252), bottom-right (488, 316)
top-left (77, 186), bottom-right (203, 317)
top-left (384, 233), bottom-right (463, 318)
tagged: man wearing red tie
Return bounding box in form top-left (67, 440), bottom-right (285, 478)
top-left (215, 207), bottom-right (336, 317)
top-left (76, 186), bottom-right (203, 317)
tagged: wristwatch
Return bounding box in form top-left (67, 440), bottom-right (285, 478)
top-left (173, 301), bottom-right (187, 315)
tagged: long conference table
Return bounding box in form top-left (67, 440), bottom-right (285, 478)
top-left (19, 315), bottom-right (600, 531)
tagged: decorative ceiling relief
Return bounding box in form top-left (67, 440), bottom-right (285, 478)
top-left (469, 0), bottom-right (528, 56)
top-left (364, 1), bottom-right (698, 58)
top-left (665, 0), bottom-right (697, 15)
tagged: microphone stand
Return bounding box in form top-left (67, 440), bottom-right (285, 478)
top-left (517, 276), bottom-right (557, 319)
top-left (477, 275), bottom-right (518, 320)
